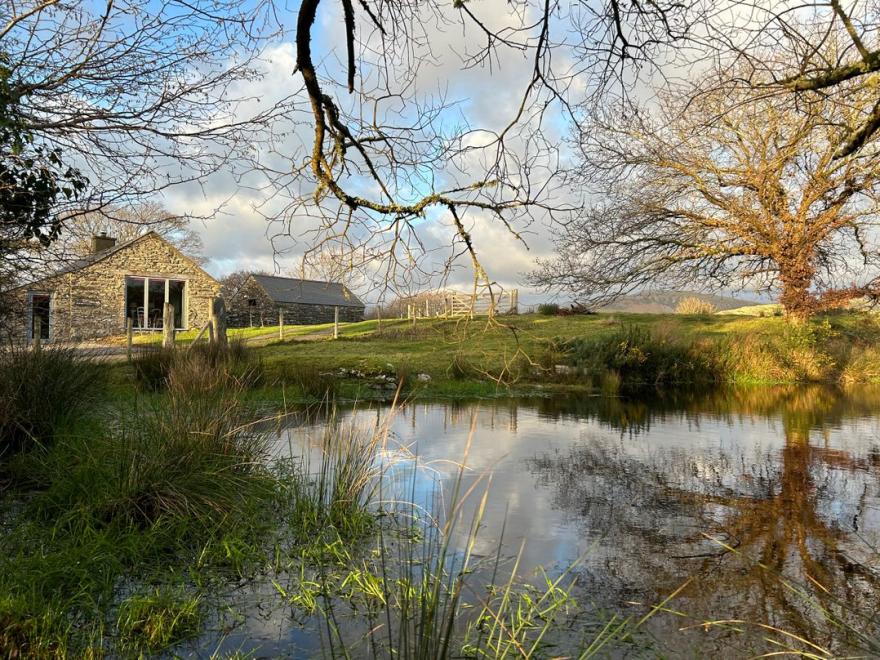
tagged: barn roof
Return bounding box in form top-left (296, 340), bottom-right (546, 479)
top-left (251, 274), bottom-right (364, 308)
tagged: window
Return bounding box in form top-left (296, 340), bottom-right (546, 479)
top-left (247, 298), bottom-right (257, 307)
top-left (125, 277), bottom-right (186, 330)
top-left (29, 293), bottom-right (51, 340)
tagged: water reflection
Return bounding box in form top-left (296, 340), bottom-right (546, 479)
top-left (526, 386), bottom-right (880, 655)
top-left (258, 386), bottom-right (880, 656)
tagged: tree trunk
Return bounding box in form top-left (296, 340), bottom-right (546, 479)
top-left (778, 261), bottom-right (816, 322)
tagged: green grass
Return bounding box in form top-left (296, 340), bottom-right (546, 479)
top-left (86, 311), bottom-right (880, 408)
top-left (126, 322), bottom-right (339, 346)
top-left (242, 312), bottom-right (880, 397)
top-left (720, 303), bottom-right (784, 316)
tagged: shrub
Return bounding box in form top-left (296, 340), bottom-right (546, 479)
top-left (537, 302), bottom-right (560, 315)
top-left (554, 324), bottom-right (719, 390)
top-left (0, 348), bottom-right (102, 456)
top-left (675, 297), bottom-right (717, 315)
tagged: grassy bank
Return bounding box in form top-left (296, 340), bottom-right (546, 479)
top-left (199, 311), bottom-right (880, 401)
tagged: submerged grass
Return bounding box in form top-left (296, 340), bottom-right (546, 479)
top-left (116, 587), bottom-right (202, 654)
top-left (271, 419), bottom-right (658, 659)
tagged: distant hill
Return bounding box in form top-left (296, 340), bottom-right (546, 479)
top-left (596, 290), bottom-right (756, 314)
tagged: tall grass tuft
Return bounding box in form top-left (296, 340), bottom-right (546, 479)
top-left (555, 324), bottom-right (719, 390)
top-left (0, 347), bottom-right (102, 456)
top-left (37, 353), bottom-right (274, 529)
top-left (131, 338), bottom-right (258, 391)
top-left (283, 416), bottom-right (382, 540)
top-left (272, 362), bottom-right (340, 400)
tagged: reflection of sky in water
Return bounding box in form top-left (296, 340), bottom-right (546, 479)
top-left (277, 394), bottom-right (880, 581)
top-left (245, 388), bottom-right (880, 657)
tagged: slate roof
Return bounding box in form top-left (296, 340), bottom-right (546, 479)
top-left (11, 231), bottom-right (218, 291)
top-left (251, 274), bottom-right (365, 308)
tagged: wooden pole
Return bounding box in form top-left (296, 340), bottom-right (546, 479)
top-left (33, 316), bottom-right (41, 352)
top-left (126, 317), bottom-right (133, 361)
top-left (212, 297), bottom-right (227, 346)
top-left (334, 306), bottom-right (339, 339)
top-left (279, 308), bottom-right (284, 341)
top-left (207, 319), bottom-right (215, 343)
top-left (162, 303), bottom-right (175, 349)
top-left (377, 305), bottom-right (382, 333)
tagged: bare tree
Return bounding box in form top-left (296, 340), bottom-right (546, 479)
top-left (531, 65), bottom-right (880, 319)
top-left (0, 0), bottom-right (287, 283)
top-left (254, 0), bottom-right (707, 298)
top-left (712, 1), bottom-right (880, 159)
top-left (58, 204), bottom-right (204, 263)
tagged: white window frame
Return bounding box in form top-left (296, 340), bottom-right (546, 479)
top-left (125, 276), bottom-right (188, 330)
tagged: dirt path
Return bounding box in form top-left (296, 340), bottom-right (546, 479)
top-left (58, 325), bottom-right (338, 361)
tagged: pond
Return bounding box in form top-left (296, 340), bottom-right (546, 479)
top-left (199, 385), bottom-right (880, 657)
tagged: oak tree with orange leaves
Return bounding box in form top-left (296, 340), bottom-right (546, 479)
top-left (532, 64), bottom-right (880, 319)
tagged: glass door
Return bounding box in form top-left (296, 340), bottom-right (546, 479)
top-left (126, 278), bottom-right (146, 329)
top-left (125, 277), bottom-right (187, 330)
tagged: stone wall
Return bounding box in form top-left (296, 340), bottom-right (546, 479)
top-left (276, 301), bottom-right (364, 325)
top-left (224, 277), bottom-right (364, 327)
top-left (13, 233), bottom-right (220, 342)
top-left (224, 276), bottom-right (277, 328)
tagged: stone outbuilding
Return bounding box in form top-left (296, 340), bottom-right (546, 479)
top-left (224, 274), bottom-right (365, 327)
top-left (10, 232), bottom-right (220, 342)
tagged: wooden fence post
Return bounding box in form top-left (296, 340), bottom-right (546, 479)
top-left (377, 306), bottom-right (382, 333)
top-left (212, 297), bottom-right (227, 346)
top-left (334, 306), bottom-right (339, 339)
top-left (162, 303), bottom-right (175, 349)
top-left (126, 317), bottom-right (133, 361)
top-left (33, 317), bottom-right (42, 352)
top-left (279, 308), bottom-right (284, 341)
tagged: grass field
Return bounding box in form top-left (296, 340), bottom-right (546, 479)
top-left (103, 310), bottom-right (880, 401)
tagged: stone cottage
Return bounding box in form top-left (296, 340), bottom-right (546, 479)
top-left (11, 232), bottom-right (220, 342)
top-left (224, 274), bottom-right (365, 327)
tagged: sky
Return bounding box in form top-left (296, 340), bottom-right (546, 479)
top-left (148, 0), bottom-right (813, 307)
top-left (155, 0), bottom-right (570, 306)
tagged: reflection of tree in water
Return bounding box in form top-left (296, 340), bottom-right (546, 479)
top-left (529, 385), bottom-right (880, 655)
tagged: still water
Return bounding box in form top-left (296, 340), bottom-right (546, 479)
top-left (204, 386), bottom-right (880, 657)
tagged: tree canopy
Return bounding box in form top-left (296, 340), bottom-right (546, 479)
top-left (531, 66), bottom-right (880, 318)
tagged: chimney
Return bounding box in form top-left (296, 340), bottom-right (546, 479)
top-left (91, 231), bottom-right (116, 254)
